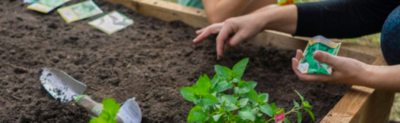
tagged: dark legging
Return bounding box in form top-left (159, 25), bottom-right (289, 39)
top-left (295, 0), bottom-right (400, 65)
top-left (381, 5), bottom-right (400, 65)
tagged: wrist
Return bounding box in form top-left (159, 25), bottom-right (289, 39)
top-left (359, 64), bottom-right (379, 87)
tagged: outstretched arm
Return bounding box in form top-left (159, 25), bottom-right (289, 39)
top-left (194, 0), bottom-right (400, 59)
top-left (193, 4), bottom-right (298, 59)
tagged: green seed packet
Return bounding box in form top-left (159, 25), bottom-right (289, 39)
top-left (23, 0), bottom-right (36, 4)
top-left (27, 0), bottom-right (70, 13)
top-left (89, 11), bottom-right (134, 35)
top-left (57, 0), bottom-right (103, 23)
top-left (298, 36), bottom-right (341, 75)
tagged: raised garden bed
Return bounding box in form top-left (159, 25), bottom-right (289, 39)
top-left (0, 0), bottom-right (394, 123)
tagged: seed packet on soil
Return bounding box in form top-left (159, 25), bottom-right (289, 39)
top-left (27, 0), bottom-right (70, 13)
top-left (89, 11), bottom-right (134, 35)
top-left (23, 0), bottom-right (36, 4)
top-left (57, 0), bottom-right (103, 23)
top-left (298, 35), bottom-right (341, 75)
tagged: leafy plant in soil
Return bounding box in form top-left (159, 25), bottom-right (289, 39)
top-left (180, 58), bottom-right (315, 123)
top-left (89, 98), bottom-right (121, 123)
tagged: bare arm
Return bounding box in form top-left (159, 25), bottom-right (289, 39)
top-left (193, 5), bottom-right (298, 59)
top-left (202, 0), bottom-right (252, 23)
top-left (363, 65), bottom-right (400, 91)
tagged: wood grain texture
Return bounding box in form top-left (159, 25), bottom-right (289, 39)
top-left (103, 0), bottom-right (394, 122)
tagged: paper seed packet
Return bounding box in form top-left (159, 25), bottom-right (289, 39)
top-left (89, 11), bottom-right (134, 35)
top-left (298, 36), bottom-right (341, 75)
top-left (27, 0), bottom-right (70, 13)
top-left (57, 0), bottom-right (103, 23)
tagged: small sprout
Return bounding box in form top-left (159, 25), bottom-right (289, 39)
top-left (89, 98), bottom-right (121, 123)
top-left (180, 58), bottom-right (315, 123)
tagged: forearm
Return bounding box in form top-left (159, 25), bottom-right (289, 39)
top-left (362, 65), bottom-right (400, 91)
top-left (255, 5), bottom-right (298, 34)
top-left (202, 0), bottom-right (252, 23)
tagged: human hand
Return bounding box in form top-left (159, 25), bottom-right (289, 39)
top-left (292, 50), bottom-right (370, 84)
top-left (193, 13), bottom-right (267, 59)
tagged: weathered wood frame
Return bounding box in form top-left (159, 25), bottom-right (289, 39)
top-left (105, 0), bottom-right (395, 122)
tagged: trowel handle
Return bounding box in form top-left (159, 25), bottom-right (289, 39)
top-left (76, 95), bottom-right (124, 123)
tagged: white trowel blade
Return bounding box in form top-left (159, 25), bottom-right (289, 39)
top-left (40, 68), bottom-right (87, 102)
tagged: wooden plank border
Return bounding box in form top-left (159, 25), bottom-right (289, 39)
top-left (105, 0), bottom-right (394, 122)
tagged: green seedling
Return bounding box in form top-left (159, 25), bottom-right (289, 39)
top-left (89, 98), bottom-right (121, 123)
top-left (180, 58), bottom-right (315, 123)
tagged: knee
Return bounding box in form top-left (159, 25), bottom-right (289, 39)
top-left (381, 5), bottom-right (400, 65)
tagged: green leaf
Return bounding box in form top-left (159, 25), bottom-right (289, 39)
top-left (238, 98), bottom-right (249, 108)
top-left (257, 93), bottom-right (269, 103)
top-left (297, 111), bottom-right (302, 123)
top-left (102, 98), bottom-right (120, 117)
top-left (293, 100), bottom-right (300, 108)
top-left (220, 101), bottom-right (226, 112)
top-left (270, 103), bottom-right (277, 114)
top-left (224, 101), bottom-right (239, 111)
top-left (212, 113), bottom-right (223, 121)
top-left (285, 118), bottom-right (292, 123)
top-left (232, 58), bottom-right (249, 80)
top-left (304, 108), bottom-right (315, 121)
top-left (193, 98), bottom-right (202, 105)
top-left (246, 88), bottom-right (258, 103)
top-left (90, 98), bottom-right (120, 123)
top-left (213, 80), bottom-right (233, 93)
top-left (188, 106), bottom-right (207, 122)
top-left (255, 115), bottom-right (266, 123)
top-left (202, 74), bottom-right (211, 83)
top-left (238, 108), bottom-right (256, 121)
top-left (214, 65), bottom-right (232, 79)
top-left (303, 101), bottom-right (312, 108)
top-left (295, 90), bottom-right (304, 102)
top-left (235, 81), bottom-right (251, 94)
top-left (196, 75), bottom-right (211, 95)
top-left (220, 95), bottom-right (236, 103)
top-left (259, 103), bottom-right (273, 117)
top-left (202, 93), bottom-right (219, 106)
top-left (247, 81), bottom-right (257, 88)
top-left (180, 87), bottom-right (196, 101)
top-left (210, 74), bottom-right (219, 88)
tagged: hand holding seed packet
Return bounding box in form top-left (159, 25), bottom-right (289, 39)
top-left (297, 36), bottom-right (341, 75)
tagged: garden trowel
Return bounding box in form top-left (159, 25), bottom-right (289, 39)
top-left (40, 68), bottom-right (142, 123)
top-left (40, 68), bottom-right (86, 102)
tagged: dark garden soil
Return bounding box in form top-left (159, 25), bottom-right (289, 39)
top-left (0, 0), bottom-right (351, 123)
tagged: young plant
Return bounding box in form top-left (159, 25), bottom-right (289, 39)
top-left (89, 98), bottom-right (121, 123)
top-left (180, 58), bottom-right (315, 123)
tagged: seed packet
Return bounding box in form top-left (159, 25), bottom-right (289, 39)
top-left (298, 36), bottom-right (341, 75)
top-left (23, 0), bottom-right (36, 4)
top-left (275, 109), bottom-right (285, 123)
top-left (27, 0), bottom-right (70, 13)
top-left (57, 0), bottom-right (103, 23)
top-left (89, 11), bottom-right (134, 35)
